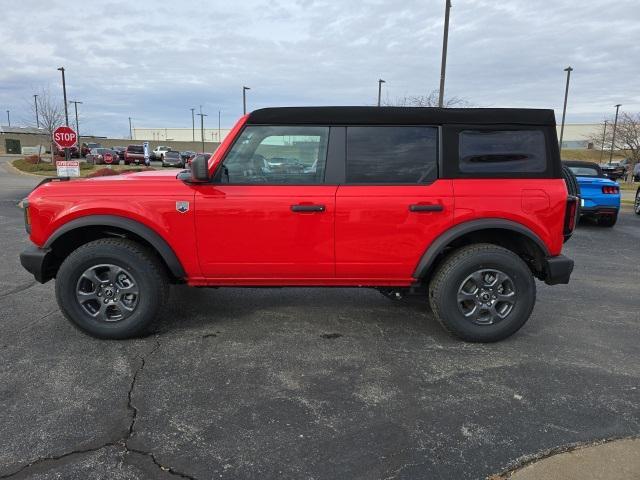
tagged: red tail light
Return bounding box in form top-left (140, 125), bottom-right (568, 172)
top-left (602, 185), bottom-right (619, 194)
top-left (564, 196), bottom-right (578, 237)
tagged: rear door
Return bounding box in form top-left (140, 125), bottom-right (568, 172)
top-left (194, 125), bottom-right (337, 281)
top-left (335, 126), bottom-right (454, 282)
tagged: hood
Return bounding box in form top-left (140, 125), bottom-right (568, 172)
top-left (82, 169), bottom-right (182, 182)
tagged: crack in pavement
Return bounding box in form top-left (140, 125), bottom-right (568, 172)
top-left (0, 281), bottom-right (36, 300)
top-left (0, 335), bottom-right (200, 480)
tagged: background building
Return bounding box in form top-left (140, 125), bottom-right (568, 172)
top-left (132, 128), bottom-right (232, 143)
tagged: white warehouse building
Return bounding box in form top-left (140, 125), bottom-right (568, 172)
top-left (132, 127), bottom-right (233, 143)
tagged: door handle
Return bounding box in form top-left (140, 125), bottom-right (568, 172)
top-left (291, 204), bottom-right (325, 212)
top-left (409, 204), bottom-right (444, 212)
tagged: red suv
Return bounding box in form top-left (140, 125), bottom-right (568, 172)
top-left (20, 107), bottom-right (576, 341)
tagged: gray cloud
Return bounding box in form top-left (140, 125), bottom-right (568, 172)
top-left (1, 0), bottom-right (638, 136)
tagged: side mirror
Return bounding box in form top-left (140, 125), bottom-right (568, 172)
top-left (190, 156), bottom-right (209, 182)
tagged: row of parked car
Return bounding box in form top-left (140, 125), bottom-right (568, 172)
top-left (68, 143), bottom-right (205, 168)
top-left (599, 158), bottom-right (640, 182)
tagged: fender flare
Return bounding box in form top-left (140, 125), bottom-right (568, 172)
top-left (44, 215), bottom-right (186, 278)
top-left (413, 218), bottom-right (550, 279)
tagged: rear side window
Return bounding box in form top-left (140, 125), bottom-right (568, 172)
top-left (459, 130), bottom-right (546, 173)
top-left (346, 126), bottom-right (438, 184)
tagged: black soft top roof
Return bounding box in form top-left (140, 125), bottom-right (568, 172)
top-left (247, 107), bottom-right (556, 126)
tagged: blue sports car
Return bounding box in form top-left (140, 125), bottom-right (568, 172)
top-left (564, 161), bottom-right (621, 227)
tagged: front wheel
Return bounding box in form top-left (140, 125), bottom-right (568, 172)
top-left (55, 239), bottom-right (169, 339)
top-left (429, 244), bottom-right (536, 342)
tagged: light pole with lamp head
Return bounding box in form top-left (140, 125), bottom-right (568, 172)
top-left (558, 66), bottom-right (573, 152)
top-left (609, 104), bottom-right (622, 164)
top-left (243, 86), bottom-right (250, 115)
top-left (377, 79), bottom-right (385, 107)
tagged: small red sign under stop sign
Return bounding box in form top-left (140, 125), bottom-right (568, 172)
top-left (53, 126), bottom-right (77, 148)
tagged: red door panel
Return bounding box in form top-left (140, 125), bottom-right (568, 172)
top-left (335, 181), bottom-right (454, 280)
top-left (195, 185), bottom-right (337, 279)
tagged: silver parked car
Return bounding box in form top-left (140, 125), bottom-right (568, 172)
top-left (161, 150), bottom-right (184, 168)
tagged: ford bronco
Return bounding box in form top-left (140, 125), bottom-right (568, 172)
top-left (20, 107), bottom-right (577, 342)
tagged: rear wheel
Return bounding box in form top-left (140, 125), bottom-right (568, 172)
top-left (429, 244), bottom-right (536, 342)
top-left (55, 239), bottom-right (168, 339)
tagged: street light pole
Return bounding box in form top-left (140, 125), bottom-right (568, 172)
top-left (69, 100), bottom-right (82, 149)
top-left (243, 86), bottom-right (250, 115)
top-left (609, 104), bottom-right (622, 164)
top-left (558, 66), bottom-right (573, 152)
top-left (599, 120), bottom-right (608, 163)
top-left (34, 94), bottom-right (40, 128)
top-left (190, 108), bottom-right (195, 142)
top-left (6, 110), bottom-right (9, 126)
top-left (129, 117), bottom-right (133, 140)
top-left (438, 0), bottom-right (452, 108)
top-left (57, 67), bottom-right (70, 160)
top-left (377, 79), bottom-right (385, 107)
top-left (196, 112), bottom-right (208, 153)
top-left (218, 110), bottom-right (221, 143)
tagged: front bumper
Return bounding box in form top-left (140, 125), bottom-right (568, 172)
top-left (20, 245), bottom-right (55, 283)
top-left (542, 254), bottom-right (574, 285)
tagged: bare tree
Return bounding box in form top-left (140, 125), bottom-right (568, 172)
top-left (25, 88), bottom-right (64, 162)
top-left (588, 112), bottom-right (640, 183)
top-left (384, 89), bottom-right (471, 108)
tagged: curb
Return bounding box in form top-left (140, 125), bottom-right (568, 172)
top-left (5, 159), bottom-right (53, 178)
top-left (488, 436), bottom-right (640, 479)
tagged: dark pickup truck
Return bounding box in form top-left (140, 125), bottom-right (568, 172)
top-left (124, 145), bottom-right (145, 165)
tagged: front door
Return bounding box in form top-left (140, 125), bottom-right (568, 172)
top-left (195, 125), bottom-right (336, 282)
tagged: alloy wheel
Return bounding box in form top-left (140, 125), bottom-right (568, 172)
top-left (75, 264), bottom-right (139, 322)
top-left (456, 269), bottom-right (516, 325)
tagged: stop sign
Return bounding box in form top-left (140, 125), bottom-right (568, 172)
top-left (53, 126), bottom-right (77, 148)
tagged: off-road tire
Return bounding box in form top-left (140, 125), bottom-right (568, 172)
top-left (55, 238), bottom-right (169, 339)
top-left (429, 244), bottom-right (536, 342)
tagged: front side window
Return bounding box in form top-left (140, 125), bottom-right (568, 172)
top-left (459, 130), bottom-right (546, 173)
top-left (220, 126), bottom-right (329, 184)
top-left (346, 126), bottom-right (438, 184)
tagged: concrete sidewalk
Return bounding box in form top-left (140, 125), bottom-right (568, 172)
top-left (496, 438), bottom-right (640, 480)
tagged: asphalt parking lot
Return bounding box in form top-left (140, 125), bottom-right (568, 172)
top-left (0, 156), bottom-right (638, 480)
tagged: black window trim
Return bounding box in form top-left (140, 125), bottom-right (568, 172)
top-left (441, 124), bottom-right (561, 179)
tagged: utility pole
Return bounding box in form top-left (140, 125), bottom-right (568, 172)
top-left (558, 66), bottom-right (573, 153)
top-left (190, 107), bottom-right (195, 142)
top-left (129, 117), bottom-right (133, 140)
top-left (196, 111), bottom-right (208, 153)
top-left (57, 67), bottom-right (70, 159)
top-left (377, 79), bottom-right (385, 107)
top-left (243, 86), bottom-right (250, 115)
top-left (34, 94), bottom-right (40, 128)
top-left (609, 104), bottom-right (622, 164)
top-left (218, 110), bottom-right (221, 144)
top-left (438, 0), bottom-right (452, 108)
top-left (69, 101), bottom-right (83, 149)
top-left (599, 120), bottom-right (608, 163)
top-left (5, 110), bottom-right (9, 126)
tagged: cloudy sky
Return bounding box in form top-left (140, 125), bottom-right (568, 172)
top-left (1, 0), bottom-right (639, 137)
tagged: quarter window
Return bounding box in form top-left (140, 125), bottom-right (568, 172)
top-left (459, 130), bottom-right (546, 173)
top-left (220, 126), bottom-right (329, 184)
top-left (346, 126), bottom-right (438, 184)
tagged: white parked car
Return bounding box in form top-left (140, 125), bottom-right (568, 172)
top-left (151, 146), bottom-right (171, 160)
